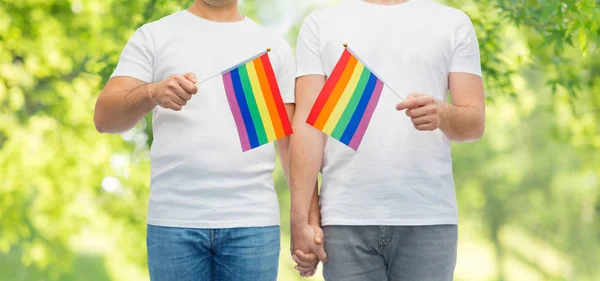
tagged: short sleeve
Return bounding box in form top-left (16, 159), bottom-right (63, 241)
top-left (110, 25), bottom-right (154, 82)
top-left (449, 13), bottom-right (482, 77)
top-left (295, 13), bottom-right (325, 77)
top-left (276, 39), bottom-right (296, 104)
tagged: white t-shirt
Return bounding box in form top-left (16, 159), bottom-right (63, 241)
top-left (296, 0), bottom-right (481, 226)
top-left (111, 10), bottom-right (295, 228)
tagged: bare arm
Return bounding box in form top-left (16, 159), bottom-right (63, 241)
top-left (94, 73), bottom-right (198, 134)
top-left (277, 102), bottom-right (320, 225)
top-left (440, 72), bottom-right (485, 141)
top-left (289, 75), bottom-right (328, 272)
top-left (396, 73), bottom-right (485, 142)
top-left (308, 183), bottom-right (320, 226)
top-left (277, 103), bottom-right (296, 184)
top-left (94, 77), bottom-right (156, 134)
top-left (290, 75), bottom-right (327, 225)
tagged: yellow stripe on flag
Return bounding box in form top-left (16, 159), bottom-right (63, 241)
top-left (322, 62), bottom-right (365, 134)
top-left (247, 60), bottom-right (276, 141)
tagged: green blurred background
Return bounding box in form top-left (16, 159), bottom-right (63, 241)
top-left (0, 0), bottom-right (599, 280)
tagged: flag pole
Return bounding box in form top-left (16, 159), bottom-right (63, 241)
top-left (344, 44), bottom-right (404, 101)
top-left (195, 48), bottom-right (271, 86)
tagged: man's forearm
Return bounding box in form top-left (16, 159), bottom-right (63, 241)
top-left (277, 104), bottom-right (295, 184)
top-left (307, 182), bottom-right (320, 226)
top-left (95, 83), bottom-right (156, 134)
top-left (438, 101), bottom-right (485, 142)
top-left (289, 132), bottom-right (323, 225)
top-left (290, 75), bottom-right (327, 226)
top-left (277, 137), bottom-right (291, 184)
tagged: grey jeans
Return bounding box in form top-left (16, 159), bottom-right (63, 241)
top-left (322, 225), bottom-right (458, 281)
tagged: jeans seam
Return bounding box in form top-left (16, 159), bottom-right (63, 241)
top-left (378, 226), bottom-right (391, 253)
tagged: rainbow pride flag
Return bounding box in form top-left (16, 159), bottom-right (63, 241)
top-left (306, 47), bottom-right (384, 151)
top-left (222, 51), bottom-right (293, 152)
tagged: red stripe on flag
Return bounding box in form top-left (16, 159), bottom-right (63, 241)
top-left (306, 49), bottom-right (352, 125)
top-left (261, 53), bottom-right (293, 136)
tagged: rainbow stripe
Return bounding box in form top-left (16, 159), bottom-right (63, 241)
top-left (223, 52), bottom-right (293, 151)
top-left (306, 48), bottom-right (384, 151)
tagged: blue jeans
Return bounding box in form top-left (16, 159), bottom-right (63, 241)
top-left (146, 224), bottom-right (280, 281)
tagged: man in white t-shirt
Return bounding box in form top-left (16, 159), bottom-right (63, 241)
top-left (94, 1), bottom-right (298, 280)
top-left (289, 0), bottom-right (486, 280)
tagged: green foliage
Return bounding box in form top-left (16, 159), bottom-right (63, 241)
top-left (449, 1), bottom-right (600, 280)
top-left (497, 0), bottom-right (599, 56)
top-left (0, 0), bottom-right (598, 281)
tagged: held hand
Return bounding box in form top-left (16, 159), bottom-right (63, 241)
top-left (291, 223), bottom-right (327, 277)
top-left (148, 73), bottom-right (198, 111)
top-left (292, 250), bottom-right (319, 278)
top-left (395, 93), bottom-right (443, 131)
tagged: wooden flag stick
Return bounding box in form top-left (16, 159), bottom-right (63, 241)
top-left (344, 43), bottom-right (404, 101)
top-left (195, 48), bottom-right (271, 86)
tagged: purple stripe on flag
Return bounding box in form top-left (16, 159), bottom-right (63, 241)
top-left (223, 73), bottom-right (250, 151)
top-left (348, 79), bottom-right (384, 151)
